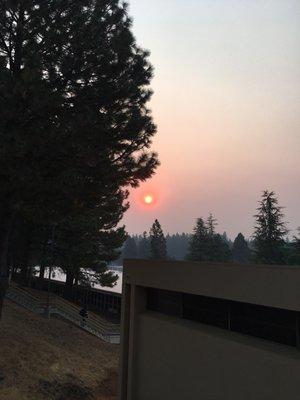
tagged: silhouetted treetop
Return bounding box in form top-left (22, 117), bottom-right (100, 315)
top-left (232, 233), bottom-right (251, 264)
top-left (149, 219), bottom-right (167, 260)
top-left (0, 0), bottom-right (159, 317)
top-left (187, 215), bottom-right (231, 262)
top-left (253, 190), bottom-right (287, 264)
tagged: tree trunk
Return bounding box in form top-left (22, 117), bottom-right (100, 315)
top-left (0, 209), bottom-right (14, 319)
top-left (37, 265), bottom-right (46, 289)
top-left (37, 241), bottom-right (48, 289)
top-left (74, 270), bottom-right (79, 287)
top-left (39, 265), bottom-right (45, 280)
top-left (20, 223), bottom-right (33, 286)
top-left (20, 264), bottom-right (29, 286)
top-left (63, 269), bottom-right (75, 301)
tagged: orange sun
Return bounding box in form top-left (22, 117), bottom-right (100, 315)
top-left (144, 194), bottom-right (154, 205)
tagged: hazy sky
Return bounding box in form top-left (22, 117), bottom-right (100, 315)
top-left (122, 0), bottom-right (300, 239)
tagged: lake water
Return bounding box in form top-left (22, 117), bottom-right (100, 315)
top-left (46, 268), bottom-right (123, 294)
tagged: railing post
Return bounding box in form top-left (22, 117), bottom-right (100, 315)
top-left (44, 265), bottom-right (52, 318)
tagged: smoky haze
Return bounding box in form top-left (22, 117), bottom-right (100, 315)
top-left (123, 0), bottom-right (300, 238)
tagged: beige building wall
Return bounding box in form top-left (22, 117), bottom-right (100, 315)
top-left (118, 260), bottom-right (300, 400)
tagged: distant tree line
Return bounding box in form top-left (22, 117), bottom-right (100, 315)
top-left (119, 191), bottom-right (300, 266)
top-left (116, 227), bottom-right (189, 262)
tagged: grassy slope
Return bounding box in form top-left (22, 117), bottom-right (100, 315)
top-left (0, 300), bottom-right (119, 400)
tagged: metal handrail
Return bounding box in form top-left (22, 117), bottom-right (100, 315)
top-left (6, 287), bottom-right (120, 344)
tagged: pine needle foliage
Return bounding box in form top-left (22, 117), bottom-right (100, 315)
top-left (0, 0), bottom-right (159, 314)
top-left (149, 219), bottom-right (167, 260)
top-left (253, 190), bottom-right (287, 264)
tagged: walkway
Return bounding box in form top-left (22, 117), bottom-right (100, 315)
top-left (5, 283), bottom-right (120, 344)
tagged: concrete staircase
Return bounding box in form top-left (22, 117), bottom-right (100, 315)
top-left (5, 284), bottom-right (120, 344)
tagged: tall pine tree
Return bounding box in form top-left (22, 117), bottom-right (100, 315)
top-left (188, 216), bottom-right (231, 262)
top-left (253, 190), bottom-right (287, 264)
top-left (0, 0), bottom-right (159, 317)
top-left (54, 205), bottom-right (126, 299)
top-left (149, 220), bottom-right (167, 260)
top-left (187, 218), bottom-right (208, 261)
top-left (206, 213), bottom-right (217, 237)
top-left (138, 231), bottom-right (150, 259)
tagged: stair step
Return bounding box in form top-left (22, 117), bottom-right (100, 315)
top-left (6, 287), bottom-right (120, 344)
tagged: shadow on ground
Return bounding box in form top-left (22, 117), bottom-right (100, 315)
top-left (0, 301), bottom-right (119, 400)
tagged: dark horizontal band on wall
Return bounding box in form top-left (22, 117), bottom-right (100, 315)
top-left (147, 288), bottom-right (300, 348)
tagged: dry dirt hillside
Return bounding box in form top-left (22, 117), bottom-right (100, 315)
top-left (0, 300), bottom-right (119, 400)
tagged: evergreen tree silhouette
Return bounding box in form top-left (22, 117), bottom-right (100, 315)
top-left (188, 216), bottom-right (231, 262)
top-left (138, 232), bottom-right (150, 259)
top-left (166, 233), bottom-right (190, 260)
top-left (209, 234), bottom-right (232, 262)
top-left (0, 0), bottom-right (159, 316)
top-left (206, 214), bottom-right (231, 262)
top-left (207, 213), bottom-right (217, 236)
top-left (253, 190), bottom-right (287, 264)
top-left (123, 236), bottom-right (138, 259)
top-left (286, 228), bottom-right (300, 265)
top-left (292, 228), bottom-right (300, 265)
top-left (187, 218), bottom-right (208, 261)
top-left (149, 220), bottom-right (167, 259)
top-left (222, 232), bottom-right (233, 248)
top-left (232, 233), bottom-right (251, 263)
